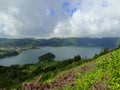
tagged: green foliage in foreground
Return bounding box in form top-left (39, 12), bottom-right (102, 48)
top-left (0, 54), bottom-right (84, 89)
top-left (0, 47), bottom-right (120, 89)
top-left (63, 49), bottom-right (120, 90)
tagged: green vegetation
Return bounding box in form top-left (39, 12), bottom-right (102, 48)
top-left (39, 52), bottom-right (55, 61)
top-left (0, 53), bottom-right (84, 89)
top-left (0, 47), bottom-right (120, 89)
top-left (116, 37), bottom-right (120, 47)
top-left (93, 47), bottom-right (110, 59)
top-left (0, 50), bottom-right (18, 59)
top-left (63, 48), bottom-right (120, 90)
top-left (0, 45), bottom-right (39, 59)
top-left (0, 37), bottom-right (118, 48)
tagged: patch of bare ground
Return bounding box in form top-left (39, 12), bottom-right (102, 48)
top-left (92, 82), bottom-right (109, 90)
top-left (22, 61), bottom-right (97, 90)
top-left (80, 61), bottom-right (97, 73)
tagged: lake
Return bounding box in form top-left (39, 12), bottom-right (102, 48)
top-left (0, 46), bottom-right (102, 66)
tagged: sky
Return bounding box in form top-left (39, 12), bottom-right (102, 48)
top-left (0, 0), bottom-right (120, 38)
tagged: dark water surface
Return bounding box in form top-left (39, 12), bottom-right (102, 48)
top-left (0, 46), bottom-right (102, 66)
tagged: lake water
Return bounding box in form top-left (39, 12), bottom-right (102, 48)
top-left (0, 46), bottom-right (102, 66)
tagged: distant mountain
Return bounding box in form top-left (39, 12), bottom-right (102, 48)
top-left (0, 37), bottom-right (119, 48)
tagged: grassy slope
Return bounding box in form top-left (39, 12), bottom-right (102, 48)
top-left (62, 48), bottom-right (120, 90)
top-left (1, 48), bottom-right (120, 89)
top-left (21, 48), bottom-right (120, 90)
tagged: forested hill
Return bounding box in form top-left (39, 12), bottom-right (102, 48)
top-left (0, 37), bottom-right (119, 48)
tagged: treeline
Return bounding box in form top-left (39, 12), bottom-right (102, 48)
top-left (33, 55), bottom-right (87, 82)
top-left (34, 55), bottom-right (81, 75)
top-left (0, 50), bottom-right (19, 59)
top-left (0, 54), bottom-right (87, 89)
top-left (93, 45), bottom-right (120, 59)
top-left (0, 37), bottom-right (118, 48)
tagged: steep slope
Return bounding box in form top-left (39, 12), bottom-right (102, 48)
top-left (22, 48), bottom-right (120, 90)
top-left (62, 48), bottom-right (120, 90)
top-left (1, 48), bottom-right (119, 89)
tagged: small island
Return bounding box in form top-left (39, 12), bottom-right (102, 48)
top-left (39, 52), bottom-right (55, 61)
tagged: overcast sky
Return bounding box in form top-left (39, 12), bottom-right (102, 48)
top-left (0, 0), bottom-right (120, 38)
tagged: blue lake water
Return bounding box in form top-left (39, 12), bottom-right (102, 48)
top-left (0, 46), bottom-right (102, 66)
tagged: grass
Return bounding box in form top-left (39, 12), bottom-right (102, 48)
top-left (1, 48), bottom-right (120, 89)
top-left (63, 49), bottom-right (120, 90)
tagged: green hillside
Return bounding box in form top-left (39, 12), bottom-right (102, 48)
top-left (0, 37), bottom-right (118, 48)
top-left (33, 48), bottom-right (120, 90)
top-left (34, 48), bottom-right (120, 90)
top-left (63, 48), bottom-right (120, 90)
top-left (0, 48), bottom-right (120, 89)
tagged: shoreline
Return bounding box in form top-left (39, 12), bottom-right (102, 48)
top-left (0, 46), bottom-right (41, 60)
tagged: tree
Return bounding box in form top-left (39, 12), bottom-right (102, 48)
top-left (74, 55), bottom-right (81, 61)
top-left (100, 48), bottom-right (110, 55)
top-left (118, 44), bottom-right (120, 48)
top-left (39, 52), bottom-right (55, 61)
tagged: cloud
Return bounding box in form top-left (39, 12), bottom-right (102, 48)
top-left (52, 0), bottom-right (120, 38)
top-left (0, 10), bottom-right (21, 37)
top-left (0, 0), bottom-right (65, 38)
top-left (0, 0), bottom-right (120, 38)
top-left (46, 9), bottom-right (55, 16)
top-left (52, 9), bottom-right (120, 38)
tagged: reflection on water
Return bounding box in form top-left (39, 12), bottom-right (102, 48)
top-left (0, 46), bottom-right (102, 66)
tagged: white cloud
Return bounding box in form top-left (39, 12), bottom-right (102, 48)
top-left (0, 11), bottom-right (22, 37)
top-left (0, 0), bottom-right (120, 38)
top-left (51, 0), bottom-right (120, 38)
top-left (52, 9), bottom-right (120, 38)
